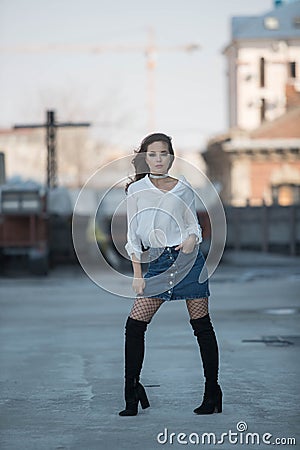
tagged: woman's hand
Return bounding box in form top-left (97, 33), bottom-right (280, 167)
top-left (175, 234), bottom-right (197, 254)
top-left (132, 276), bottom-right (146, 296)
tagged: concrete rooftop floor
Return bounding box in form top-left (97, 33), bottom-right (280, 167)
top-left (0, 250), bottom-right (299, 450)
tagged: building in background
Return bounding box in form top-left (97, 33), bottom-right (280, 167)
top-left (204, 0), bottom-right (300, 207)
top-left (203, 90), bottom-right (300, 206)
top-left (0, 127), bottom-right (208, 190)
top-left (0, 128), bottom-right (124, 189)
top-left (223, 0), bottom-right (300, 130)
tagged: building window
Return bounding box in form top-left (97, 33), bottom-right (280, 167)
top-left (260, 98), bottom-right (266, 123)
top-left (260, 57), bottom-right (265, 87)
top-left (289, 61), bottom-right (297, 78)
top-left (272, 184), bottom-right (300, 206)
top-left (264, 16), bottom-right (279, 30)
top-left (293, 17), bottom-right (300, 29)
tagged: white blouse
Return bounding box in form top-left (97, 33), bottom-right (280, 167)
top-left (125, 174), bottom-right (202, 260)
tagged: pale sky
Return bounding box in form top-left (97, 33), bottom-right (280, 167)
top-left (0, 0), bottom-right (273, 151)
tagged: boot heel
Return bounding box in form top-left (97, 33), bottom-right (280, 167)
top-left (137, 383), bottom-right (150, 409)
top-left (214, 402), bottom-right (222, 413)
top-left (194, 384), bottom-right (223, 415)
top-left (214, 389), bottom-right (222, 413)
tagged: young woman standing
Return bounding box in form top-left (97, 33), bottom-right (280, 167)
top-left (119, 133), bottom-right (222, 416)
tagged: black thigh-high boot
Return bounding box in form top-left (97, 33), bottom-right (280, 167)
top-left (119, 317), bottom-right (150, 416)
top-left (190, 314), bottom-right (222, 414)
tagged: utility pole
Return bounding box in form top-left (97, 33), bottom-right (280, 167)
top-left (14, 110), bottom-right (91, 188)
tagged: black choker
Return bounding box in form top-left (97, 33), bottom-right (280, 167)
top-left (149, 173), bottom-right (169, 179)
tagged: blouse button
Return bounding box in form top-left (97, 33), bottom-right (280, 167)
top-left (168, 290), bottom-right (172, 294)
top-left (169, 281), bottom-right (173, 285)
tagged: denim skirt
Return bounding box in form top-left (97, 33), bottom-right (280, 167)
top-left (139, 244), bottom-right (210, 301)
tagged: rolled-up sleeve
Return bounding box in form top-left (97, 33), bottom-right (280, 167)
top-left (125, 186), bottom-right (143, 261)
top-left (183, 187), bottom-right (203, 244)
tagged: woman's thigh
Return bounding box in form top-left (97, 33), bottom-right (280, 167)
top-left (129, 297), bottom-right (164, 322)
top-left (186, 298), bottom-right (209, 320)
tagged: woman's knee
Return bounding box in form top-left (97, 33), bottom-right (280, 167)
top-left (125, 316), bottom-right (148, 337)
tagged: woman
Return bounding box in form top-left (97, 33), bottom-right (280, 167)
top-left (119, 132), bottom-right (222, 416)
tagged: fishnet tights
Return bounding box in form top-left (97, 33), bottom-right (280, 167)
top-left (129, 298), bottom-right (163, 322)
top-left (129, 297), bottom-right (209, 322)
top-left (186, 298), bottom-right (209, 319)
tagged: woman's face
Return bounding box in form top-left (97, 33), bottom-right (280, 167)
top-left (145, 141), bottom-right (171, 174)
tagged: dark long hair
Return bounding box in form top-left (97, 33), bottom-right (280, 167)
top-left (125, 132), bottom-right (175, 193)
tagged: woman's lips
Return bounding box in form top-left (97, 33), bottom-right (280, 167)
top-left (155, 165), bottom-right (163, 168)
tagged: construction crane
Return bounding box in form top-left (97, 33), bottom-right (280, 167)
top-left (0, 29), bottom-right (201, 130)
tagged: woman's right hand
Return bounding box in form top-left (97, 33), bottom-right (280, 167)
top-left (132, 277), bottom-right (145, 296)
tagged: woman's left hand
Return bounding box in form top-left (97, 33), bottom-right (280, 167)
top-left (175, 234), bottom-right (197, 254)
